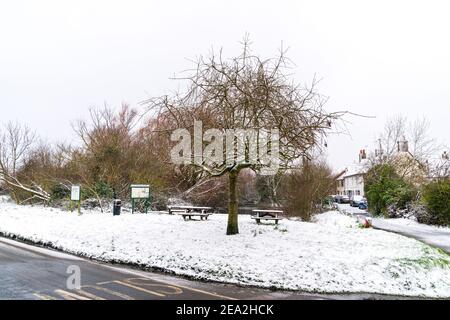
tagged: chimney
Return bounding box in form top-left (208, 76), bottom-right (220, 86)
top-left (359, 149), bottom-right (367, 163)
top-left (398, 136), bottom-right (408, 153)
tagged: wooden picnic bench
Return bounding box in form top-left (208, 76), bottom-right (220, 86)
top-left (251, 209), bottom-right (284, 225)
top-left (168, 206), bottom-right (213, 221)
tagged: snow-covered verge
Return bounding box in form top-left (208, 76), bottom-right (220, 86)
top-left (372, 217), bottom-right (450, 252)
top-left (373, 216), bottom-right (450, 233)
top-left (336, 203), bottom-right (450, 254)
top-left (1, 199), bottom-right (450, 298)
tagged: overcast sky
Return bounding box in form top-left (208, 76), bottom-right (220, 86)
top-left (1, 0), bottom-right (449, 169)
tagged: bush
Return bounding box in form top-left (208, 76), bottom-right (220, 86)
top-left (411, 203), bottom-right (434, 225)
top-left (365, 164), bottom-right (416, 217)
top-left (420, 180), bottom-right (450, 226)
top-left (50, 184), bottom-right (70, 201)
top-left (89, 181), bottom-right (115, 199)
top-left (280, 163), bottom-right (334, 221)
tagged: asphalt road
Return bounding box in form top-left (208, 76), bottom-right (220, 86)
top-left (0, 237), bottom-right (417, 300)
top-left (0, 237), bottom-right (320, 300)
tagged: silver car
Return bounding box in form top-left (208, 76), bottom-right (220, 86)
top-left (350, 195), bottom-right (364, 207)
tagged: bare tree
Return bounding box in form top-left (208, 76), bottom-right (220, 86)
top-left (370, 115), bottom-right (442, 184)
top-left (73, 104), bottom-right (139, 199)
top-left (374, 115), bottom-right (440, 162)
top-left (428, 149), bottom-right (450, 181)
top-left (408, 117), bottom-right (441, 163)
top-left (0, 122), bottom-right (50, 202)
top-left (377, 115), bottom-right (407, 159)
top-left (1, 122), bottom-right (35, 175)
top-left (256, 172), bottom-right (283, 207)
top-left (145, 38), bottom-right (345, 235)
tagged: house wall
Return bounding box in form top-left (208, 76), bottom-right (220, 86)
top-left (343, 174), bottom-right (365, 197)
top-left (336, 179), bottom-right (345, 195)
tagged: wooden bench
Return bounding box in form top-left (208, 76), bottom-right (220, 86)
top-left (168, 205), bottom-right (212, 214)
top-left (251, 209), bottom-right (284, 225)
top-left (168, 206), bottom-right (213, 221)
top-left (178, 212), bottom-right (212, 221)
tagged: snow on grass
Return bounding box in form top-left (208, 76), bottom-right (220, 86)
top-left (0, 200), bottom-right (450, 298)
top-left (313, 211), bottom-right (358, 228)
top-left (374, 217), bottom-right (450, 234)
top-left (336, 203), bottom-right (450, 254)
top-left (372, 217), bottom-right (450, 252)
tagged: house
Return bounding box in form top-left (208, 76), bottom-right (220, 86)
top-left (335, 165), bottom-right (366, 197)
top-left (335, 175), bottom-right (345, 196)
top-left (334, 137), bottom-right (433, 198)
top-left (334, 150), bottom-right (368, 197)
top-left (390, 136), bottom-right (429, 186)
top-left (333, 138), bottom-right (443, 198)
top-left (342, 165), bottom-right (366, 197)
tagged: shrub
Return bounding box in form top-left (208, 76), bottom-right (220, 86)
top-left (411, 203), bottom-right (434, 225)
top-left (280, 162), bottom-right (334, 221)
top-left (93, 181), bottom-right (115, 198)
top-left (81, 181), bottom-right (114, 200)
top-left (50, 184), bottom-right (70, 201)
top-left (420, 180), bottom-right (450, 226)
top-left (365, 164), bottom-right (416, 216)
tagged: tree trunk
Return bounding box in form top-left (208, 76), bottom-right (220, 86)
top-left (226, 169), bottom-right (239, 235)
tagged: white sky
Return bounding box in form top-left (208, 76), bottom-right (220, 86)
top-left (1, 0), bottom-right (449, 169)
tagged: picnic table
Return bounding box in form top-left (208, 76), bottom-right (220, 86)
top-left (168, 206), bottom-right (213, 221)
top-left (251, 209), bottom-right (284, 225)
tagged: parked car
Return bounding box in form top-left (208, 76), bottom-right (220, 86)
top-left (350, 195), bottom-right (364, 207)
top-left (333, 195), bottom-right (350, 204)
top-left (358, 201), bottom-right (368, 210)
top-left (341, 195), bottom-right (350, 204)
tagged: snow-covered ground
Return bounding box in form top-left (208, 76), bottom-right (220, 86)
top-left (1, 197), bottom-right (450, 298)
top-left (337, 203), bottom-right (450, 254)
top-left (372, 218), bottom-right (450, 253)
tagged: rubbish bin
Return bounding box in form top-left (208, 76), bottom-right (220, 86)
top-left (113, 199), bottom-right (122, 216)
